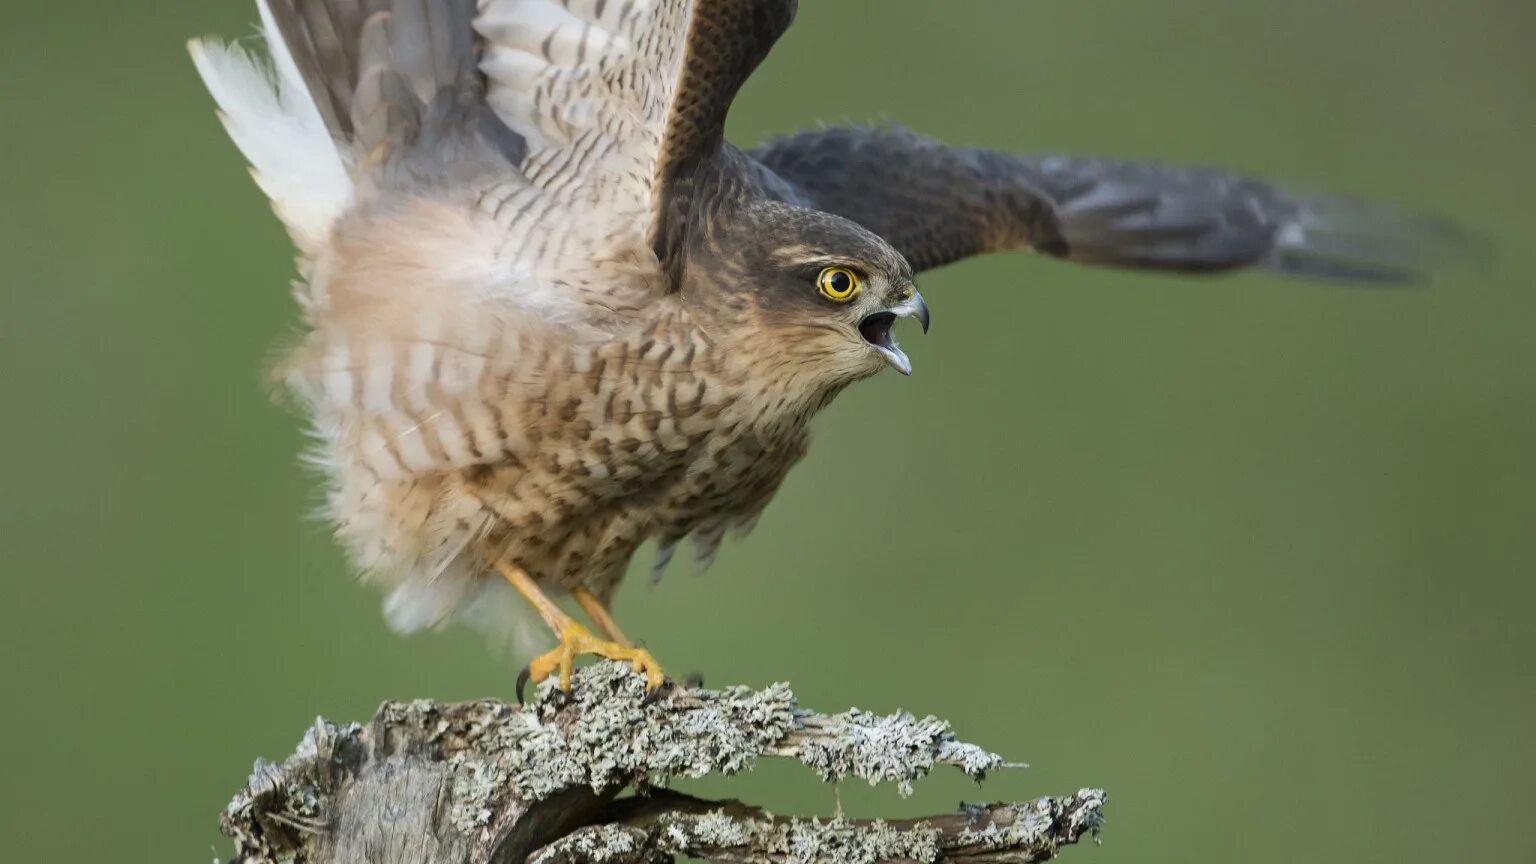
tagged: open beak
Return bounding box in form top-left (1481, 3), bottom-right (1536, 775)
top-left (858, 290), bottom-right (930, 375)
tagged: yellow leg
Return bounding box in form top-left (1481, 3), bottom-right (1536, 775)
top-left (572, 586), bottom-right (634, 646)
top-left (496, 561), bottom-right (665, 692)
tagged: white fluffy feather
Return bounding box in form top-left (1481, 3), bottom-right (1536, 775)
top-left (387, 576), bottom-right (551, 661)
top-left (188, 0), bottom-right (352, 255)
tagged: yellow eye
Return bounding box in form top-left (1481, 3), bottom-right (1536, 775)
top-left (816, 267), bottom-right (862, 301)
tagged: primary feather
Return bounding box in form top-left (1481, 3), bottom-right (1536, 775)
top-left (752, 125), bottom-right (1463, 282)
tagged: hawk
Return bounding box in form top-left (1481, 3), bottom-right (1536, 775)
top-left (190, 0), bottom-right (1448, 691)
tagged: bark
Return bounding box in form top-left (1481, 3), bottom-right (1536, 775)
top-left (219, 662), bottom-right (1105, 864)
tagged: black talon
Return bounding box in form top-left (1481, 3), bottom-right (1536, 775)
top-left (515, 666), bottom-right (532, 706)
top-left (547, 683), bottom-right (574, 709)
top-left (683, 672), bottom-right (705, 689)
top-left (642, 677), bottom-right (674, 707)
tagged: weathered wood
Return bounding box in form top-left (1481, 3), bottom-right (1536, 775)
top-left (220, 662), bottom-right (1104, 864)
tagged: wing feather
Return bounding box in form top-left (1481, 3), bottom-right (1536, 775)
top-left (753, 125), bottom-right (1468, 283)
top-left (476, 0), bottom-right (796, 266)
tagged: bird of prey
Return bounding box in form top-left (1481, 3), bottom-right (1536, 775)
top-left (190, 0), bottom-right (1446, 691)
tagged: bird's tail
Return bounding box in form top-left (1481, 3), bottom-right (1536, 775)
top-left (256, 0), bottom-right (489, 156)
top-left (189, 0), bottom-right (517, 255)
top-left (188, 0), bottom-right (355, 254)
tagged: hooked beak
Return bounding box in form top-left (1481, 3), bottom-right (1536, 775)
top-left (858, 290), bottom-right (930, 376)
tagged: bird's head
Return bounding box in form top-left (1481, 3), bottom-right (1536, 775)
top-left (684, 199), bottom-right (929, 382)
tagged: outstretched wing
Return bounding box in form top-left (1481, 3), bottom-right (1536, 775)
top-left (194, 0), bottom-right (797, 287)
top-left (753, 125), bottom-right (1460, 283)
top-left (476, 0), bottom-right (798, 272)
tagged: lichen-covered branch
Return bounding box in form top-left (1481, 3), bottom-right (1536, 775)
top-left (536, 789), bottom-right (1108, 864)
top-left (221, 662), bottom-right (1104, 864)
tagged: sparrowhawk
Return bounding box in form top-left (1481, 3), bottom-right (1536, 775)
top-left (189, 0), bottom-right (1452, 691)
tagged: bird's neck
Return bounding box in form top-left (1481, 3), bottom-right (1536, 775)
top-left (628, 298), bottom-right (852, 434)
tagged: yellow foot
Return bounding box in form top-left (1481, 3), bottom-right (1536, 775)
top-left (523, 620), bottom-right (666, 697)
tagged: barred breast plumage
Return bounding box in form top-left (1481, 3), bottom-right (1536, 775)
top-left (316, 287), bottom-right (823, 614)
top-left (285, 188), bottom-right (840, 636)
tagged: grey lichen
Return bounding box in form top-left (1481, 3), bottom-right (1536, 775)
top-left (528, 824), bottom-right (654, 864)
top-left (957, 789), bottom-right (1108, 854)
top-left (680, 808), bottom-right (753, 847)
top-left (705, 815), bottom-right (944, 864)
top-left (222, 719), bottom-right (360, 864)
top-left (1064, 788), bottom-right (1108, 838)
top-left (357, 662), bottom-right (804, 840)
top-left (782, 817), bottom-right (943, 864)
top-left (436, 661), bottom-right (1006, 819)
top-left (498, 662), bottom-right (799, 800)
top-left (219, 662), bottom-right (1104, 864)
top-left (530, 814), bottom-right (943, 864)
top-left (787, 707), bottom-right (1006, 795)
top-left (603, 791), bottom-right (1106, 864)
top-left (446, 752), bottom-right (505, 832)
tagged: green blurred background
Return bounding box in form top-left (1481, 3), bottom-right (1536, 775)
top-left (2, 1), bottom-right (1532, 861)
